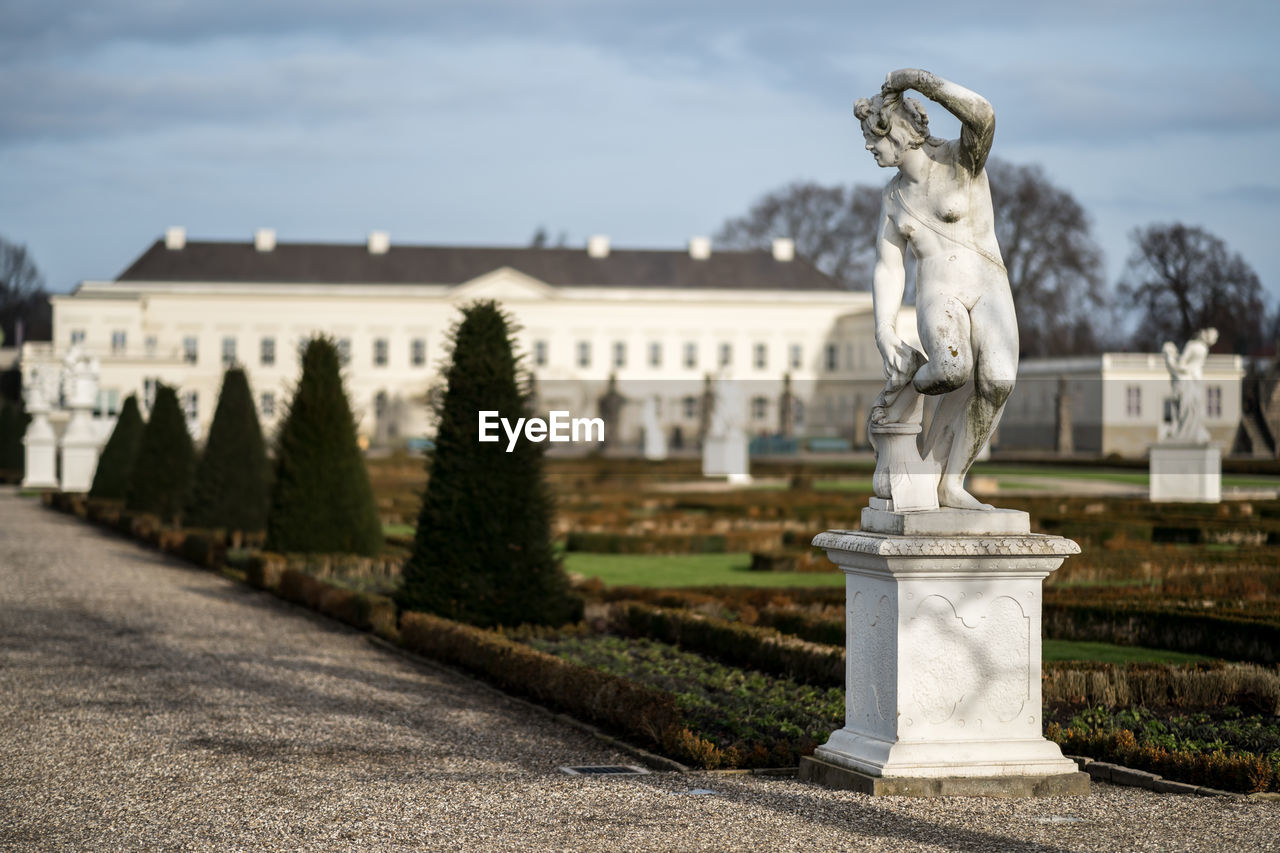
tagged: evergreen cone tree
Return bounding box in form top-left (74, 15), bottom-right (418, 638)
top-left (125, 384), bottom-right (196, 523)
top-left (186, 368), bottom-right (270, 534)
top-left (267, 337), bottom-right (382, 555)
top-left (0, 398), bottom-right (31, 479)
top-left (90, 394), bottom-right (144, 499)
top-left (397, 300), bottom-right (581, 628)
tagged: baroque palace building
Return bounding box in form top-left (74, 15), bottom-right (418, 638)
top-left (23, 228), bottom-right (898, 452)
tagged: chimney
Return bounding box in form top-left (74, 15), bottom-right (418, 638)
top-left (165, 226), bottom-right (186, 250)
top-left (772, 237), bottom-right (795, 262)
top-left (254, 228), bottom-right (276, 252)
top-left (587, 234), bottom-right (610, 258)
top-left (689, 236), bottom-right (711, 260)
top-left (368, 230), bottom-right (390, 255)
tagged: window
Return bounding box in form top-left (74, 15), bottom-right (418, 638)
top-left (70, 329), bottom-right (85, 346)
top-left (182, 390), bottom-right (198, 422)
top-left (789, 343), bottom-right (802, 370)
top-left (793, 398), bottom-right (805, 426)
top-left (1126, 385), bottom-right (1142, 417)
top-left (260, 392), bottom-right (275, 418)
top-left (374, 337), bottom-right (388, 367)
top-left (111, 330), bottom-right (127, 354)
top-left (648, 342), bottom-right (662, 368)
top-left (718, 342), bottom-right (732, 368)
top-left (683, 342), bottom-right (697, 369)
top-left (183, 336), bottom-right (198, 364)
top-left (374, 390), bottom-right (388, 416)
top-left (337, 338), bottom-right (351, 366)
top-left (752, 396), bottom-right (768, 420)
top-left (221, 336), bottom-right (237, 368)
top-left (683, 396), bottom-right (698, 419)
top-left (1207, 386), bottom-right (1222, 418)
top-left (753, 343), bottom-right (767, 370)
top-left (825, 344), bottom-right (839, 372)
top-left (577, 341), bottom-right (591, 368)
top-left (144, 335), bottom-right (157, 356)
top-left (260, 337), bottom-right (276, 366)
top-left (613, 341), bottom-right (627, 368)
top-left (94, 389), bottom-right (120, 418)
top-left (533, 340), bottom-right (548, 368)
top-left (143, 378), bottom-right (157, 411)
top-left (411, 337), bottom-right (426, 367)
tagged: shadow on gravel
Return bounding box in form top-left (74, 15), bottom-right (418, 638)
top-left (632, 775), bottom-right (1085, 853)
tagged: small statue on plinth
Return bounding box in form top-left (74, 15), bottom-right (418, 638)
top-left (1162, 327), bottom-right (1218, 443)
top-left (856, 68), bottom-right (1017, 514)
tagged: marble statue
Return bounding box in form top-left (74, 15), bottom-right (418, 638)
top-left (856, 69), bottom-right (1016, 511)
top-left (1162, 328), bottom-right (1218, 443)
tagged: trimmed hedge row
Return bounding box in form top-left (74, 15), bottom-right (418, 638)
top-left (273, 568), bottom-right (397, 638)
top-left (611, 602), bottom-right (844, 687)
top-left (399, 612), bottom-right (725, 765)
top-left (1043, 603), bottom-right (1280, 666)
top-left (565, 530), bottom-right (784, 554)
top-left (1043, 662), bottom-right (1280, 714)
top-left (1047, 724), bottom-right (1275, 794)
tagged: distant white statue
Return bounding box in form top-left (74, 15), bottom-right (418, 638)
top-left (856, 68), bottom-right (1016, 511)
top-left (1162, 327), bottom-right (1218, 443)
top-left (62, 345), bottom-right (101, 409)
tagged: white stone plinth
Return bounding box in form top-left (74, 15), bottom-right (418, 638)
top-left (58, 409), bottom-right (101, 493)
top-left (1149, 443), bottom-right (1221, 503)
top-left (702, 431), bottom-right (748, 480)
top-left (809, 526), bottom-right (1081, 782)
top-left (22, 410), bottom-right (59, 489)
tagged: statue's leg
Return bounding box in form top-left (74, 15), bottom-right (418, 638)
top-left (932, 291), bottom-right (1017, 510)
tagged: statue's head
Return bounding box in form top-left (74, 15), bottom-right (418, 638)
top-left (1197, 328), bottom-right (1219, 346)
top-left (854, 92), bottom-right (931, 167)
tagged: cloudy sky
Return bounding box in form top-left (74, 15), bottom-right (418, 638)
top-left (3, 0), bottom-right (1279, 308)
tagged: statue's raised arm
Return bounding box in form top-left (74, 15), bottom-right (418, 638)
top-left (880, 68), bottom-right (995, 174)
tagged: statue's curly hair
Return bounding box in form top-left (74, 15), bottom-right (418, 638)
top-left (854, 92), bottom-right (934, 150)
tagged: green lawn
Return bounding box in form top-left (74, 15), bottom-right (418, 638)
top-left (1043, 639), bottom-right (1212, 664)
top-left (383, 523), bottom-right (415, 537)
top-left (564, 552), bottom-right (846, 588)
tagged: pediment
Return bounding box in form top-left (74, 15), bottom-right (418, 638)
top-left (449, 266), bottom-right (558, 301)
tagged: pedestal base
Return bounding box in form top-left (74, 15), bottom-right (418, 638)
top-left (1149, 443), bottom-right (1221, 503)
top-left (799, 756), bottom-right (1089, 798)
top-left (60, 442), bottom-right (100, 493)
top-left (809, 526), bottom-right (1081, 797)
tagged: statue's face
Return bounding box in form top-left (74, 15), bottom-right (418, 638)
top-left (863, 125), bottom-right (903, 168)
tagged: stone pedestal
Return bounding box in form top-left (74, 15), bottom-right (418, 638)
top-left (799, 509), bottom-right (1088, 797)
top-left (1149, 443), bottom-right (1221, 503)
top-left (59, 411), bottom-right (100, 493)
top-left (22, 406), bottom-right (59, 489)
top-left (702, 430), bottom-right (749, 482)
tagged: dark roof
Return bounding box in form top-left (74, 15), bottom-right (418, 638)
top-left (116, 240), bottom-right (843, 291)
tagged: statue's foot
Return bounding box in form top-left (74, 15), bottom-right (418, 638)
top-left (937, 480), bottom-right (993, 511)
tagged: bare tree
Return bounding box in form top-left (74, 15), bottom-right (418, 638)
top-left (716, 162), bottom-right (1111, 356)
top-left (715, 181), bottom-right (881, 289)
top-left (985, 160), bottom-right (1113, 357)
top-left (0, 237), bottom-right (51, 345)
top-left (1120, 223), bottom-right (1266, 354)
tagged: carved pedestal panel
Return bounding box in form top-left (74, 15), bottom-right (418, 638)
top-left (806, 527), bottom-right (1084, 787)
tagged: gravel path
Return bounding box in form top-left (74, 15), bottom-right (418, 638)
top-left (2, 488), bottom-right (1278, 852)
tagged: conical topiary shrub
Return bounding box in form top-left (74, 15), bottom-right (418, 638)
top-left (267, 336), bottom-right (382, 556)
top-left (0, 397), bottom-right (29, 480)
top-left (397, 300), bottom-right (581, 628)
top-left (186, 368), bottom-right (270, 535)
top-left (125, 384), bottom-right (196, 523)
top-left (90, 394), bottom-right (144, 500)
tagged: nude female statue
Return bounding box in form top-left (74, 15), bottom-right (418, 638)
top-left (856, 69), bottom-right (1017, 511)
top-left (1162, 327), bottom-right (1218, 443)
